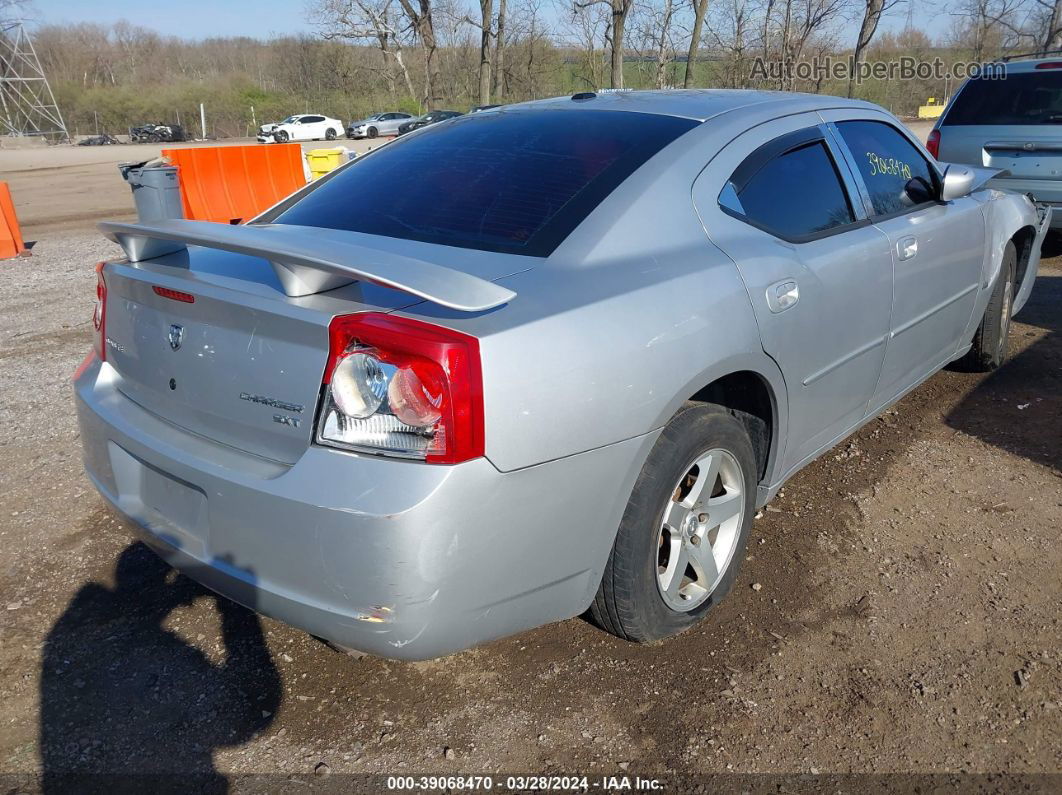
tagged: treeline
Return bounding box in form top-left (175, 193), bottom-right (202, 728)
top-left (31, 0), bottom-right (1062, 138)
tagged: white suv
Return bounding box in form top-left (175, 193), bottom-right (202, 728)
top-left (258, 114), bottom-right (344, 143)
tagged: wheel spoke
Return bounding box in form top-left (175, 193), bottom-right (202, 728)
top-left (663, 499), bottom-right (691, 530)
top-left (707, 489), bottom-right (743, 528)
top-left (688, 535), bottom-right (720, 587)
top-left (660, 540), bottom-right (689, 599)
top-left (683, 452), bottom-right (721, 508)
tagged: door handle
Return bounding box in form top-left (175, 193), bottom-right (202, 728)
top-left (897, 236), bottom-right (918, 260)
top-left (766, 279), bottom-right (799, 313)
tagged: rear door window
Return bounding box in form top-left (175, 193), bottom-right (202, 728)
top-left (273, 109), bottom-right (697, 256)
top-left (719, 137), bottom-right (855, 240)
top-left (836, 120), bottom-right (937, 217)
top-left (945, 71), bottom-right (1062, 125)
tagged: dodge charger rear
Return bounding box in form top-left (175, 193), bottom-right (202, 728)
top-left (75, 92), bottom-right (1046, 660)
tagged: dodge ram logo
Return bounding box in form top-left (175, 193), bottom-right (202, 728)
top-left (168, 324), bottom-right (184, 351)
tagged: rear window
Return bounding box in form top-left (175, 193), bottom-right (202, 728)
top-left (273, 109), bottom-right (697, 256)
top-left (945, 71), bottom-right (1062, 125)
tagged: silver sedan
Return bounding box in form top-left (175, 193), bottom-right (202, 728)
top-left (346, 112), bottom-right (413, 139)
top-left (76, 90), bottom-right (1049, 660)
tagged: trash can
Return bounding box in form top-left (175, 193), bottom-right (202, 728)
top-left (305, 147), bottom-right (353, 180)
top-left (118, 162), bottom-right (184, 222)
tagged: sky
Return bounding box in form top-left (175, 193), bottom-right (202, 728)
top-left (30, 0), bottom-right (317, 40)
top-left (29, 0), bottom-right (947, 45)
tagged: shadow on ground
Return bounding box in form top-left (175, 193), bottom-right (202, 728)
top-left (945, 271), bottom-right (1061, 472)
top-left (39, 539), bottom-right (281, 792)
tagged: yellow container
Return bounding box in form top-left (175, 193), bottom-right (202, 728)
top-left (917, 98), bottom-right (945, 119)
top-left (306, 147), bottom-right (348, 180)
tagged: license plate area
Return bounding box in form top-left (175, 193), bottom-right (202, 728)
top-left (108, 442), bottom-right (209, 559)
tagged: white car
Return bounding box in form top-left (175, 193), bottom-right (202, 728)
top-left (258, 114), bottom-right (344, 143)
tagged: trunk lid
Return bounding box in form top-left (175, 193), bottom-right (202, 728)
top-left (98, 221), bottom-right (525, 464)
top-left (102, 247), bottom-right (423, 464)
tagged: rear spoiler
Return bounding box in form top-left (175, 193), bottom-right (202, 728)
top-left (98, 219), bottom-right (516, 312)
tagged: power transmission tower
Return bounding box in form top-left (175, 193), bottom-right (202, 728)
top-left (0, 21), bottom-right (68, 140)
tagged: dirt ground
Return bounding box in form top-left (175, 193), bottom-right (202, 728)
top-left (0, 122), bottom-right (1059, 790)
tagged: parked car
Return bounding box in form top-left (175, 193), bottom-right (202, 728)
top-left (396, 109), bottom-right (462, 135)
top-left (80, 90), bottom-right (1050, 661)
top-left (257, 114), bottom-right (344, 143)
top-left (131, 123), bottom-right (186, 143)
top-left (347, 112), bottom-right (413, 139)
top-left (929, 56), bottom-right (1062, 226)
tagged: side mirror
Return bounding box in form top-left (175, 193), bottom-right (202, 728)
top-left (940, 164), bottom-right (976, 201)
top-left (904, 176), bottom-right (936, 205)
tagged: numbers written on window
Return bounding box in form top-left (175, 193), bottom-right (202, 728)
top-left (720, 140), bottom-right (855, 241)
top-left (836, 120), bottom-right (937, 217)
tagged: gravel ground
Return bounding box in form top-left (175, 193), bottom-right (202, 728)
top-left (0, 223), bottom-right (1058, 790)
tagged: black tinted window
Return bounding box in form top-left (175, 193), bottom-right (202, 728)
top-left (274, 110), bottom-right (696, 256)
top-left (837, 120), bottom-right (936, 216)
top-left (945, 71), bottom-right (1062, 125)
top-left (721, 141), bottom-right (854, 239)
top-left (302, 116), bottom-right (324, 123)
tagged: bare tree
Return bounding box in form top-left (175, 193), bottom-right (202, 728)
top-left (948, 0), bottom-right (1023, 61)
top-left (848, 0), bottom-right (898, 97)
top-left (561, 0), bottom-right (609, 88)
top-left (651, 0), bottom-right (678, 86)
top-left (494, 0), bottom-right (509, 96)
top-left (312, 0), bottom-right (417, 102)
top-left (397, 0), bottom-right (443, 107)
top-left (1030, 0), bottom-right (1062, 52)
top-left (575, 0), bottom-right (635, 87)
top-left (684, 0), bottom-right (710, 87)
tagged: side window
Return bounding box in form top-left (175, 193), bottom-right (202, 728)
top-left (303, 115), bottom-right (324, 124)
top-left (836, 120), bottom-right (937, 217)
top-left (720, 140), bottom-right (855, 240)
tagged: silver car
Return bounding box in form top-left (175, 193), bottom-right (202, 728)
top-left (347, 112), bottom-right (413, 139)
top-left (930, 56), bottom-right (1062, 226)
top-left (76, 91), bottom-right (1050, 660)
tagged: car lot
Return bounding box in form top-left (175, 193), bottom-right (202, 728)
top-left (0, 137), bottom-right (383, 239)
top-left (0, 117), bottom-right (1059, 782)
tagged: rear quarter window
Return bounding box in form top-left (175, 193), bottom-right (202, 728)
top-left (720, 140), bottom-right (855, 240)
top-left (273, 109), bottom-right (697, 256)
top-left (944, 71), bottom-right (1062, 125)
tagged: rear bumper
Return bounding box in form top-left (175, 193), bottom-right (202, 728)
top-left (74, 357), bottom-right (655, 660)
top-left (987, 177), bottom-right (1062, 226)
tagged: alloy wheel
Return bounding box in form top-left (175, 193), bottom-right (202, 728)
top-left (656, 449), bottom-right (745, 612)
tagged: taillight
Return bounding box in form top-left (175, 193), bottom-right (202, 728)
top-left (92, 262), bottom-right (107, 361)
top-left (926, 128), bottom-right (941, 159)
top-left (1035, 61), bottom-right (1062, 69)
top-left (316, 313), bottom-right (484, 464)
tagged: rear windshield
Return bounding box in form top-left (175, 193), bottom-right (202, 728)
top-left (945, 71), bottom-right (1062, 125)
top-left (273, 109), bottom-right (697, 256)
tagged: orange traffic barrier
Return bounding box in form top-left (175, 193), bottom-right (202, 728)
top-left (0, 181), bottom-right (27, 260)
top-left (162, 143), bottom-right (307, 224)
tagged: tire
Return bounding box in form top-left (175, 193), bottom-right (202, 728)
top-left (147, 133), bottom-right (160, 143)
top-left (274, 130), bottom-right (289, 143)
top-left (367, 126), bottom-right (378, 139)
top-left (954, 240), bottom-right (1017, 372)
top-left (325, 128), bottom-right (337, 141)
top-left (590, 402), bottom-right (758, 643)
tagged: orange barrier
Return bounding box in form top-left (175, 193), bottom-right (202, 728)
top-left (162, 143), bottom-right (308, 224)
top-left (0, 182), bottom-right (27, 260)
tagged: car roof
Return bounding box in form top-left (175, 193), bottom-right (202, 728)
top-left (511, 89), bottom-right (880, 122)
top-left (993, 57), bottom-right (1062, 73)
